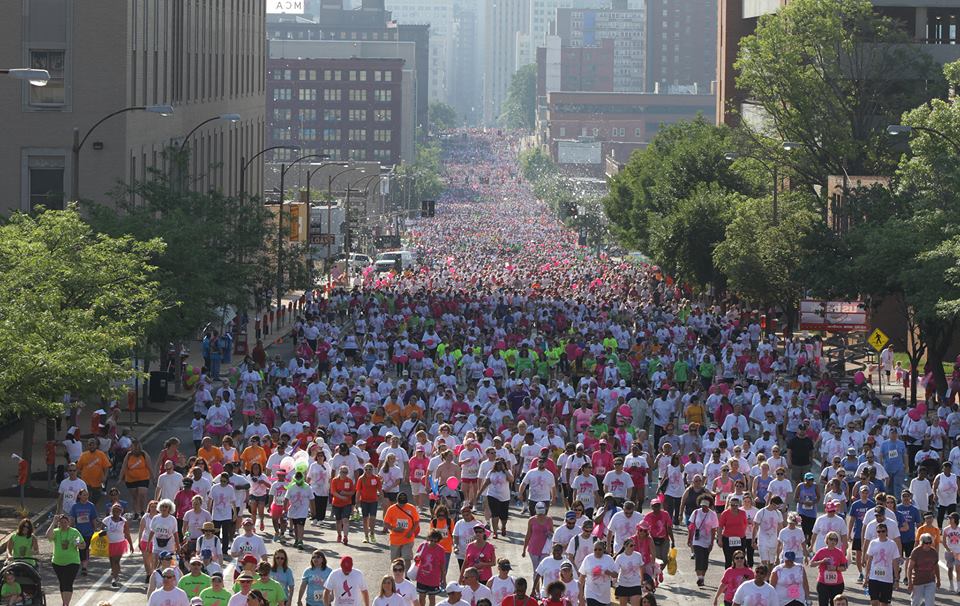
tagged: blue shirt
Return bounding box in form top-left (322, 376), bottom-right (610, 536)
top-left (896, 504), bottom-right (922, 544)
top-left (880, 439), bottom-right (907, 472)
top-left (69, 502), bottom-right (98, 537)
top-left (301, 567), bottom-right (331, 606)
top-left (271, 567), bottom-right (295, 599)
top-left (849, 499), bottom-right (875, 537)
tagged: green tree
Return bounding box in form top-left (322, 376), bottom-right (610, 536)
top-left (500, 64), bottom-right (537, 130)
top-left (0, 207), bottom-right (162, 480)
top-left (88, 156), bottom-right (284, 370)
top-left (428, 101), bottom-right (458, 132)
top-left (734, 0), bottom-right (942, 193)
top-left (518, 147), bottom-right (556, 183)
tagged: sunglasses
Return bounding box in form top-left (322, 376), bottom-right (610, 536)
top-left (393, 568), bottom-right (404, 572)
top-left (163, 575), bottom-right (176, 579)
top-left (734, 556), bottom-right (745, 560)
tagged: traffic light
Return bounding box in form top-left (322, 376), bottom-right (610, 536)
top-left (421, 200), bottom-right (436, 218)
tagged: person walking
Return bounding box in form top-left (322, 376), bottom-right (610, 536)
top-left (383, 492), bottom-right (421, 567)
top-left (905, 533), bottom-right (939, 606)
top-left (47, 514), bottom-right (85, 606)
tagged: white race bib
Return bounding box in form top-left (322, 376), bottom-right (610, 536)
top-left (824, 571), bottom-right (839, 584)
top-left (728, 536), bottom-right (742, 547)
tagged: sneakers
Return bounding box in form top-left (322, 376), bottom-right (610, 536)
top-left (858, 573), bottom-right (864, 582)
top-left (343, 535), bottom-right (349, 545)
top-left (259, 521), bottom-right (265, 531)
top-left (337, 533), bottom-right (342, 543)
top-left (111, 580), bottom-right (120, 588)
top-left (369, 533), bottom-right (377, 544)
top-left (361, 536), bottom-right (369, 543)
top-left (696, 579), bottom-right (704, 587)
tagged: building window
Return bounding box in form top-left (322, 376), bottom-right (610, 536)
top-left (273, 109), bottom-right (292, 121)
top-left (374, 89), bottom-right (392, 102)
top-left (559, 127), bottom-right (566, 137)
top-left (374, 70), bottom-right (382, 81)
top-left (28, 156), bottom-right (65, 211)
top-left (373, 149), bottom-right (391, 161)
top-left (373, 130), bottom-right (392, 142)
top-left (334, 70), bottom-right (342, 81)
top-left (384, 71), bottom-right (392, 82)
top-left (349, 70), bottom-right (357, 81)
top-left (634, 127), bottom-right (642, 137)
top-left (299, 109), bottom-right (317, 121)
top-left (349, 149), bottom-right (367, 160)
top-left (302, 128), bottom-right (317, 141)
top-left (323, 89), bottom-right (342, 101)
top-left (273, 128), bottom-right (292, 141)
top-left (348, 129), bottom-right (367, 141)
top-left (349, 89), bottom-right (367, 101)
top-left (374, 109), bottom-right (392, 122)
top-left (323, 148), bottom-right (341, 160)
top-left (29, 50), bottom-right (65, 106)
top-left (273, 88), bottom-right (292, 101)
top-left (324, 70), bottom-right (332, 80)
top-left (298, 88), bottom-right (317, 101)
top-left (348, 109), bottom-right (367, 122)
top-left (323, 109), bottom-right (342, 122)
top-left (359, 70), bottom-right (367, 81)
top-left (323, 129), bottom-right (341, 141)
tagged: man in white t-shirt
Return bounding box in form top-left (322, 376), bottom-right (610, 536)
top-left (323, 557), bottom-right (369, 606)
top-left (566, 519), bottom-right (596, 569)
top-left (533, 543), bottom-right (566, 597)
top-left (147, 568), bottom-right (190, 606)
top-left (577, 541), bottom-right (617, 606)
top-left (229, 518), bottom-right (267, 560)
top-left (606, 501), bottom-right (641, 553)
top-left (811, 501), bottom-right (848, 551)
top-left (731, 565), bottom-right (778, 606)
top-left (57, 464), bottom-right (87, 514)
top-left (459, 567), bottom-right (493, 606)
top-left (156, 461), bottom-right (184, 501)
top-left (452, 506), bottom-right (484, 568)
top-left (863, 524), bottom-right (900, 606)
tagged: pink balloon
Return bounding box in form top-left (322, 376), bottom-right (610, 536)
top-left (854, 371), bottom-right (865, 385)
top-left (446, 476), bottom-right (460, 491)
top-left (618, 405), bottom-right (631, 417)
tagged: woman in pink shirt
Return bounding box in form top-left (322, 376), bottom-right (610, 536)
top-left (463, 525), bottom-right (496, 583)
top-left (809, 531), bottom-right (848, 606)
top-left (414, 530), bottom-right (447, 606)
top-left (713, 550), bottom-right (754, 606)
top-left (408, 449), bottom-right (431, 510)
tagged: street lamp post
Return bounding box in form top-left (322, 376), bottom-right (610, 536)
top-left (72, 104), bottom-right (174, 201)
top-left (0, 68), bottom-right (49, 86)
top-left (303, 161), bottom-right (348, 286)
top-left (326, 167), bottom-right (366, 285)
top-left (176, 114), bottom-right (241, 189)
top-left (722, 142), bottom-right (805, 226)
top-left (274, 154), bottom-right (331, 310)
top-left (348, 174), bottom-right (383, 255)
top-left (887, 124), bottom-right (960, 154)
top-left (239, 145), bottom-right (300, 201)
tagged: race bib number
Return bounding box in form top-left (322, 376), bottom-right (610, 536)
top-left (414, 469), bottom-right (425, 480)
top-left (728, 536), bottom-right (741, 547)
top-left (77, 513), bottom-right (89, 524)
top-left (887, 450), bottom-right (898, 459)
top-left (397, 519), bottom-right (409, 531)
top-left (873, 566), bottom-right (886, 578)
top-left (313, 590), bottom-right (323, 602)
top-left (824, 571), bottom-right (838, 584)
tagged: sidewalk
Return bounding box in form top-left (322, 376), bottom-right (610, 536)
top-left (0, 291), bottom-right (307, 527)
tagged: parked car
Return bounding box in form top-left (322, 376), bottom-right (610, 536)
top-left (375, 250), bottom-right (416, 269)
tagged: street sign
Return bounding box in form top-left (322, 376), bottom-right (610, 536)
top-left (310, 234), bottom-right (335, 245)
top-left (799, 299), bottom-right (869, 332)
top-left (867, 328), bottom-right (889, 352)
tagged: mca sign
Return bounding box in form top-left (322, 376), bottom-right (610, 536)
top-left (267, 0), bottom-right (304, 14)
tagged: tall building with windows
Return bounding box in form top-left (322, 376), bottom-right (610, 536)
top-left (482, 0), bottom-right (530, 125)
top-left (386, 0), bottom-right (455, 105)
top-left (646, 0), bottom-right (716, 94)
top-left (555, 2), bottom-right (647, 92)
top-left (267, 40), bottom-right (416, 166)
top-left (0, 0), bottom-right (265, 214)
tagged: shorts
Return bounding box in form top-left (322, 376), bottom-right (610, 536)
top-left (757, 543), bottom-right (777, 563)
top-left (270, 503), bottom-right (286, 518)
top-left (249, 494), bottom-right (268, 504)
top-left (693, 545), bottom-right (711, 571)
top-left (139, 540), bottom-right (152, 553)
top-left (947, 551), bottom-right (960, 567)
top-left (360, 501), bottom-right (378, 518)
top-left (410, 482), bottom-right (427, 496)
top-left (108, 541), bottom-right (128, 558)
top-left (586, 599), bottom-right (609, 606)
top-left (487, 496), bottom-right (509, 522)
top-left (333, 505), bottom-right (352, 521)
top-left (391, 542), bottom-right (414, 562)
top-left (867, 579), bottom-right (893, 603)
top-left (290, 518), bottom-right (306, 527)
top-left (416, 583), bottom-right (441, 595)
top-left (614, 585), bottom-right (644, 598)
top-left (125, 480), bottom-right (150, 489)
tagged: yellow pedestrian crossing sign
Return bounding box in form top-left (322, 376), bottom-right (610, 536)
top-left (868, 328), bottom-right (889, 352)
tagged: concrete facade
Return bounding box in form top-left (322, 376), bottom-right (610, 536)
top-left (0, 0), bottom-right (266, 214)
top-left (555, 5), bottom-right (647, 92)
top-left (386, 0), bottom-right (455, 105)
top-left (482, 0), bottom-right (530, 125)
top-left (646, 0), bottom-right (717, 94)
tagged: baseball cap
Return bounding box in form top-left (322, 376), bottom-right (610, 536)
top-left (804, 472), bottom-right (815, 480)
top-left (191, 599), bottom-right (204, 606)
top-left (445, 584), bottom-right (463, 594)
top-left (241, 554), bottom-right (258, 564)
top-left (157, 551), bottom-right (173, 560)
top-left (846, 447), bottom-right (857, 455)
top-left (565, 511), bottom-right (577, 520)
top-left (190, 556), bottom-right (203, 564)
top-left (784, 551), bottom-right (796, 562)
top-left (535, 502), bottom-right (547, 513)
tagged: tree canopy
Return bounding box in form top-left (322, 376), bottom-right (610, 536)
top-left (428, 101), bottom-right (459, 132)
top-left (501, 64), bottom-right (537, 130)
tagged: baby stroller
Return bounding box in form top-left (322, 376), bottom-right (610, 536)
top-left (0, 560), bottom-right (45, 606)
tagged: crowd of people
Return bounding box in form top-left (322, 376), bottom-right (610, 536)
top-left (20, 130), bottom-right (960, 606)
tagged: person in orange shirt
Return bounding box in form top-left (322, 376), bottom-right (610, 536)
top-left (330, 465), bottom-right (356, 545)
top-left (76, 439), bottom-right (112, 504)
top-left (401, 401), bottom-right (421, 421)
top-left (383, 491), bottom-right (420, 566)
top-left (239, 436), bottom-right (267, 472)
top-left (915, 512), bottom-right (941, 550)
top-left (429, 504), bottom-right (454, 586)
top-left (356, 463), bottom-right (383, 544)
top-left (197, 436), bottom-right (225, 469)
top-left (383, 398), bottom-right (402, 425)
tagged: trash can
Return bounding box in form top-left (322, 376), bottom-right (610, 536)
top-left (149, 371), bottom-right (169, 402)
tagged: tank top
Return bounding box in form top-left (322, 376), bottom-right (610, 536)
top-left (797, 484), bottom-right (818, 516)
top-left (489, 576), bottom-right (516, 606)
top-left (125, 452), bottom-right (150, 482)
top-left (755, 477), bottom-right (772, 502)
top-left (528, 516), bottom-right (553, 556)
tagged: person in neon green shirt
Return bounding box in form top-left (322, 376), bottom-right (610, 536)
top-left (673, 358), bottom-right (689, 387)
top-left (47, 514), bottom-right (85, 606)
top-left (199, 573), bottom-right (232, 606)
top-left (179, 557), bottom-right (212, 597)
top-left (1, 570), bottom-right (22, 605)
top-left (248, 562), bottom-right (287, 606)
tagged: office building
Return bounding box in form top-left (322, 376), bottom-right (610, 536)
top-left (451, 4), bottom-right (482, 124)
top-left (0, 0), bottom-right (266, 214)
top-left (717, 0), bottom-right (960, 126)
top-left (386, 0), bottom-right (455, 105)
top-left (646, 0), bottom-right (717, 94)
top-left (555, 3), bottom-right (647, 92)
top-left (268, 40), bottom-right (416, 166)
top-left (482, 0), bottom-right (530, 125)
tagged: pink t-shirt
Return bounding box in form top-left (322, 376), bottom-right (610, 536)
top-left (720, 566), bottom-right (755, 601)
top-left (415, 542), bottom-right (447, 587)
top-left (464, 541), bottom-right (496, 582)
top-left (812, 547), bottom-right (847, 585)
top-left (409, 458), bottom-right (429, 485)
top-left (573, 409), bottom-right (593, 432)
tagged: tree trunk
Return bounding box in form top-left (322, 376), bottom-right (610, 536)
top-left (924, 318), bottom-right (956, 401)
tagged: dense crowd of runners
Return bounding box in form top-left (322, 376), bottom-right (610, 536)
top-left (16, 130), bottom-right (960, 606)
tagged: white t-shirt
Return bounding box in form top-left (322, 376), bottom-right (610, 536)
top-left (732, 581), bottom-right (778, 606)
top-left (811, 514), bottom-right (847, 551)
top-left (459, 583), bottom-right (493, 606)
top-left (578, 553), bottom-right (616, 602)
top-left (156, 472), bottom-right (184, 501)
top-left (753, 508), bottom-right (783, 547)
top-left (602, 471), bottom-right (634, 500)
top-left (286, 483), bottom-right (313, 519)
top-left (777, 527), bottom-right (806, 563)
top-left (866, 539), bottom-right (900, 583)
top-left (534, 556), bottom-right (564, 587)
top-left (230, 533), bottom-right (267, 560)
top-left (487, 576), bottom-right (515, 606)
top-left (208, 484), bottom-right (236, 521)
top-left (522, 469), bottom-right (555, 502)
top-left (772, 564), bottom-right (805, 606)
top-left (372, 595), bottom-right (406, 606)
top-left (58, 478), bottom-right (88, 513)
top-left (453, 519), bottom-right (483, 554)
top-left (147, 587), bottom-right (190, 606)
top-left (607, 512), bottom-right (641, 552)
top-left (324, 569), bottom-right (368, 606)
top-left (102, 516), bottom-right (128, 543)
top-left (571, 475), bottom-right (599, 509)
top-left (614, 551), bottom-right (645, 588)
top-left (395, 580), bottom-right (418, 606)
top-left (150, 515), bottom-right (178, 551)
